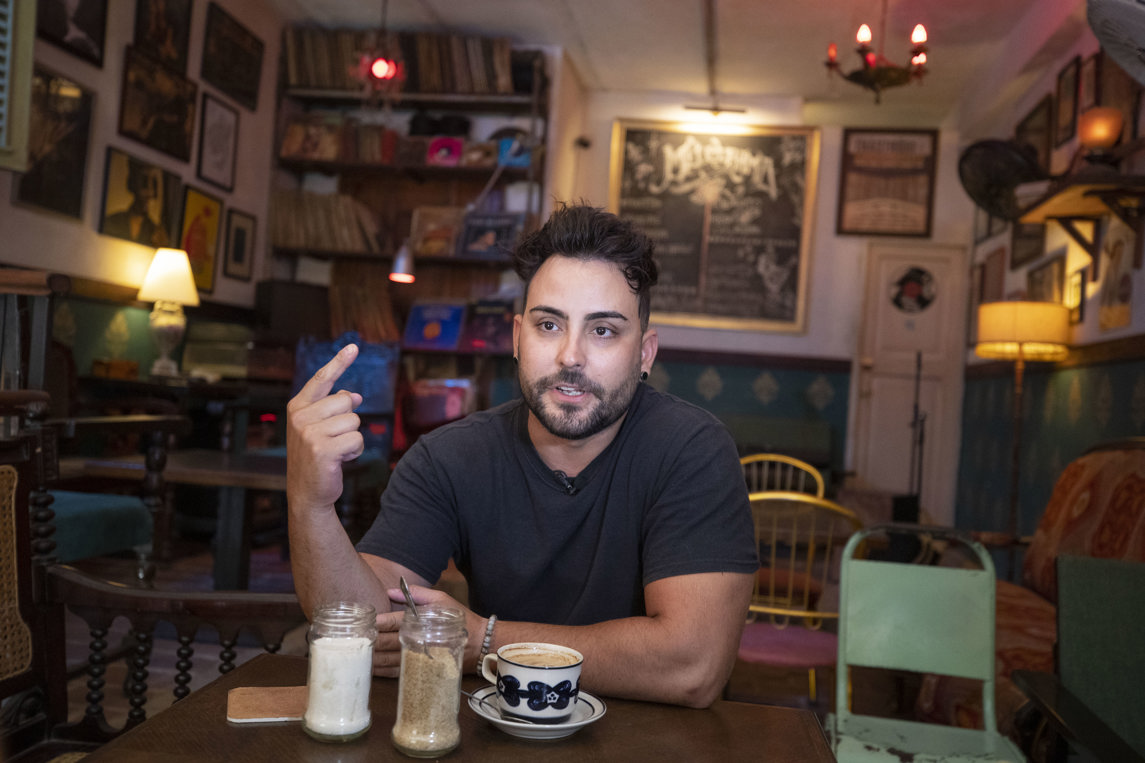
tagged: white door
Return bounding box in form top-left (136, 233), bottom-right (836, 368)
top-left (851, 243), bottom-right (966, 525)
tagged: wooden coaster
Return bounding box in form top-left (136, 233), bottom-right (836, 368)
top-left (226, 685), bottom-right (307, 723)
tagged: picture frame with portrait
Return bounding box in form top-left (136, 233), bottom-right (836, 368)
top-left (98, 146), bottom-right (181, 248)
top-left (224, 209), bottom-right (256, 281)
top-left (133, 0), bottom-right (192, 74)
top-left (197, 93), bottom-right (238, 192)
top-left (36, 0), bottom-right (107, 67)
top-left (14, 66), bottom-right (94, 219)
top-left (201, 2), bottom-right (264, 111)
top-left (118, 47), bottom-right (198, 162)
top-left (180, 186), bottom-right (223, 294)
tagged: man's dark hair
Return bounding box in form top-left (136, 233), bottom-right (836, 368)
top-left (513, 203), bottom-right (659, 329)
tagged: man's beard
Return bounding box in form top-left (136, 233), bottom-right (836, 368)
top-left (521, 367), bottom-right (639, 440)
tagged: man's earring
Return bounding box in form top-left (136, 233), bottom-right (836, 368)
top-left (640, 371), bottom-right (648, 381)
top-left (513, 356), bottom-right (519, 364)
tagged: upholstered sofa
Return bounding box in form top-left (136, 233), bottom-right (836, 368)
top-left (915, 438), bottom-right (1145, 740)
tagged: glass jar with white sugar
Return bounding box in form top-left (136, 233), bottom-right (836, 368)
top-left (303, 601), bottom-right (377, 742)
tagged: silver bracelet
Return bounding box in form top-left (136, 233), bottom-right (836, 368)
top-left (478, 614), bottom-right (497, 665)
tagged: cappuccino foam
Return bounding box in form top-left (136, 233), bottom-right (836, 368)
top-left (503, 647), bottom-right (580, 668)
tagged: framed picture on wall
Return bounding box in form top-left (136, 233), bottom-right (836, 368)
top-left (200, 3), bottom-right (264, 111)
top-left (1099, 49), bottom-right (1142, 147)
top-left (967, 263), bottom-right (984, 347)
top-left (118, 47), bottom-right (197, 162)
top-left (1079, 53), bottom-right (1100, 112)
top-left (836, 128), bottom-right (938, 237)
top-left (196, 93), bottom-right (238, 191)
top-left (132, 0), bottom-right (192, 74)
top-left (1027, 251), bottom-right (1065, 303)
top-left (1055, 56), bottom-right (1080, 147)
top-left (98, 146), bottom-right (181, 247)
top-left (609, 119), bottom-right (820, 333)
top-left (224, 209), bottom-right (256, 281)
top-left (1067, 268), bottom-right (1086, 325)
top-left (36, 0), bottom-right (107, 67)
top-left (1015, 95), bottom-right (1052, 174)
top-left (982, 246), bottom-right (1006, 303)
top-left (180, 186), bottom-right (223, 294)
top-left (14, 66), bottom-right (94, 219)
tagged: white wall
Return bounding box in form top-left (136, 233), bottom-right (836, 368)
top-left (561, 91), bottom-right (972, 359)
top-left (0, 0), bottom-right (282, 308)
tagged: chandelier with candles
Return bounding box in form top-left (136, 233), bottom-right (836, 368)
top-left (825, 0), bottom-right (927, 103)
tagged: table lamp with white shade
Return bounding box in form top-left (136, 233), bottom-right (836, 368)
top-left (975, 301), bottom-right (1069, 575)
top-left (138, 248), bottom-right (199, 377)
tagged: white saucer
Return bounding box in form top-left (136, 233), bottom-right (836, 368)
top-left (467, 686), bottom-right (606, 741)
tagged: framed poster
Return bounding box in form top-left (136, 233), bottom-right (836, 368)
top-left (1099, 49), bottom-right (1142, 147)
top-left (1015, 95), bottom-right (1053, 174)
top-left (180, 185), bottom-right (223, 293)
top-left (1098, 217), bottom-right (1135, 332)
top-left (201, 2), bottom-right (264, 111)
top-left (98, 146), bottom-right (181, 247)
top-left (967, 263), bottom-right (984, 347)
top-left (1027, 251), bottom-right (1065, 303)
top-left (1010, 222), bottom-right (1045, 270)
top-left (982, 246), bottom-right (1006, 304)
top-left (1079, 53), bottom-right (1100, 112)
top-left (197, 93), bottom-right (238, 191)
top-left (836, 128), bottom-right (937, 238)
top-left (118, 47), bottom-right (197, 162)
top-left (1054, 56), bottom-right (1080, 147)
top-left (36, 0), bottom-right (106, 67)
top-left (224, 209), bottom-right (255, 281)
top-left (609, 119), bottom-right (820, 333)
top-left (14, 67), bottom-right (94, 219)
top-left (133, 0), bottom-right (192, 74)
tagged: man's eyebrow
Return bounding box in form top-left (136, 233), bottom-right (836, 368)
top-left (528, 306), bottom-right (631, 323)
top-left (528, 305), bottom-right (568, 320)
top-left (585, 311), bottom-right (629, 322)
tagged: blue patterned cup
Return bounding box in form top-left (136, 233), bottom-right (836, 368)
top-left (479, 642), bottom-right (583, 724)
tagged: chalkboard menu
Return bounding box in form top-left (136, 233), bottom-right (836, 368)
top-left (609, 120), bottom-right (820, 333)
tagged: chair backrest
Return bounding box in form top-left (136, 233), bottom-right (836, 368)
top-left (748, 490), bottom-right (861, 628)
top-left (834, 524), bottom-right (1001, 735)
top-left (1056, 554), bottom-right (1145, 755)
top-left (741, 453), bottom-right (825, 497)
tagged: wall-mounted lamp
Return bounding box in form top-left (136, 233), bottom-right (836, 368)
top-left (389, 239), bottom-right (415, 283)
top-left (138, 248), bottom-right (199, 377)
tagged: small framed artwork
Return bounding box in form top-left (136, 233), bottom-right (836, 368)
top-left (967, 263), bottom-right (984, 347)
top-left (99, 146), bottom-right (181, 247)
top-left (1010, 222), bottom-right (1046, 270)
top-left (118, 47), bottom-right (197, 162)
top-left (180, 185), bottom-right (223, 293)
top-left (1055, 56), bottom-right (1080, 147)
top-left (133, 0), bottom-right (192, 74)
top-left (836, 128), bottom-right (938, 237)
top-left (1027, 251), bottom-right (1065, 303)
top-left (1099, 49), bottom-right (1142, 147)
top-left (1066, 268), bottom-right (1086, 324)
top-left (197, 93), bottom-right (238, 192)
top-left (1015, 95), bottom-right (1053, 173)
top-left (456, 212), bottom-right (526, 259)
top-left (36, 0), bottom-right (107, 67)
top-left (201, 3), bottom-right (264, 111)
top-left (224, 209), bottom-right (256, 281)
top-left (14, 66), bottom-right (94, 219)
top-left (983, 247), bottom-right (1007, 304)
top-left (1079, 53), bottom-right (1101, 112)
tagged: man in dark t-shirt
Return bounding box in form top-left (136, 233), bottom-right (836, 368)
top-left (288, 204), bottom-right (756, 708)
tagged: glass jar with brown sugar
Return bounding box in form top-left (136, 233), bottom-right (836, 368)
top-left (391, 605), bottom-right (467, 758)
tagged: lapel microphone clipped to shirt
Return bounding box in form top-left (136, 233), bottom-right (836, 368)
top-left (552, 470), bottom-right (578, 495)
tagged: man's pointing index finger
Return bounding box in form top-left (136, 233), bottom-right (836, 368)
top-left (297, 343), bottom-right (359, 404)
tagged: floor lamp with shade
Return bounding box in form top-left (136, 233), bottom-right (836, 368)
top-left (974, 301), bottom-right (1070, 577)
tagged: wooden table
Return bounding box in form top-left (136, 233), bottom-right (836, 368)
top-left (83, 654), bottom-right (837, 762)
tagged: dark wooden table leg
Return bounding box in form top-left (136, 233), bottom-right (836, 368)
top-left (213, 486), bottom-right (251, 590)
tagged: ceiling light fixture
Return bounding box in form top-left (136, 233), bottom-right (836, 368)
top-left (825, 0), bottom-right (927, 104)
top-left (683, 0), bottom-right (746, 115)
top-left (356, 0), bottom-right (405, 99)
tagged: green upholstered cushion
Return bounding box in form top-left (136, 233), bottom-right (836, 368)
top-left (47, 490), bottom-right (152, 563)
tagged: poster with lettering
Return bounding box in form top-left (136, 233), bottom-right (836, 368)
top-left (609, 120), bottom-right (819, 333)
top-left (836, 128), bottom-right (938, 237)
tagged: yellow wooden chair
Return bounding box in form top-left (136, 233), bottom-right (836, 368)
top-left (740, 453), bottom-right (825, 497)
top-left (735, 490), bottom-right (861, 706)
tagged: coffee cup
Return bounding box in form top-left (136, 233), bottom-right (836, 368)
top-left (479, 642), bottom-right (583, 724)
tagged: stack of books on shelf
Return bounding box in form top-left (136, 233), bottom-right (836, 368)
top-left (282, 28), bottom-right (516, 95)
top-left (271, 190), bottom-right (382, 254)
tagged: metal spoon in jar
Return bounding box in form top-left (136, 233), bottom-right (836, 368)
top-left (399, 576), bottom-right (433, 658)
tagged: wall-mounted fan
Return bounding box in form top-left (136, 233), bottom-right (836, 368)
top-left (958, 140), bottom-right (1047, 221)
top-left (1088, 0), bottom-right (1145, 87)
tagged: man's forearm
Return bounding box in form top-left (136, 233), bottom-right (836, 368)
top-left (287, 500), bottom-right (393, 620)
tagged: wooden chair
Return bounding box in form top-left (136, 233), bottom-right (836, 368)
top-left (734, 490), bottom-right (861, 707)
top-left (827, 523), bottom-right (1026, 762)
top-left (0, 391), bottom-right (305, 761)
top-left (740, 453), bottom-right (825, 497)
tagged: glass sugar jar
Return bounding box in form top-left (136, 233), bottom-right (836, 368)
top-left (391, 605), bottom-right (467, 758)
top-left (303, 601), bottom-right (377, 742)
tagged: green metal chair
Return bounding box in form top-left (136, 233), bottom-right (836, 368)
top-left (827, 524), bottom-right (1026, 762)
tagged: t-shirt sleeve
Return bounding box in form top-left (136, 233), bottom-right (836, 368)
top-left (639, 418), bottom-right (758, 585)
top-left (355, 439), bottom-right (458, 584)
